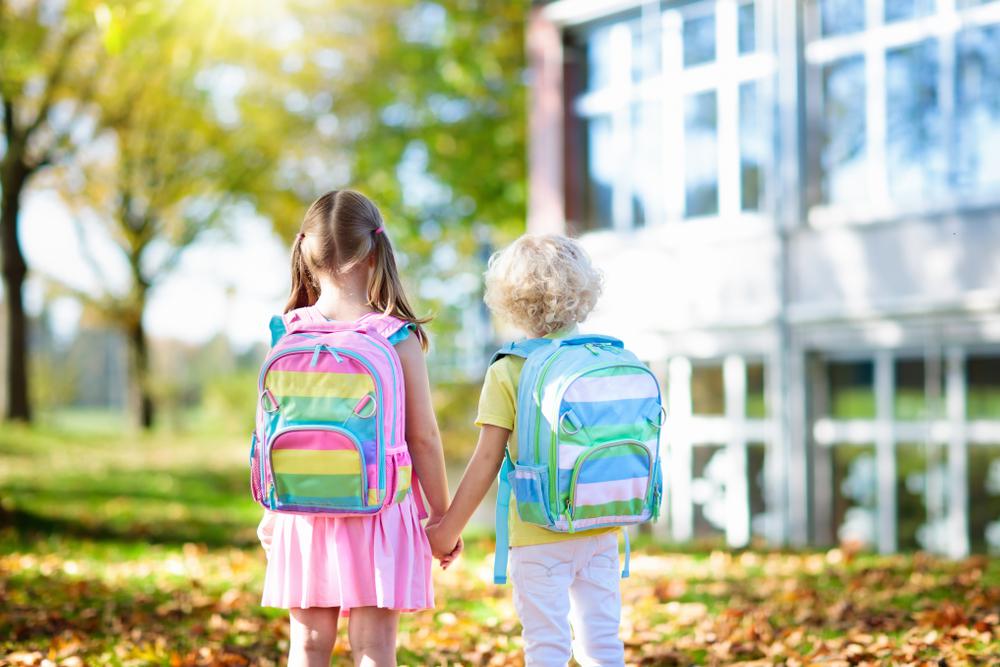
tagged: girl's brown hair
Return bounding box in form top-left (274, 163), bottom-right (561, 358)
top-left (285, 190), bottom-right (429, 350)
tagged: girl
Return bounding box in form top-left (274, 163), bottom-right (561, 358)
top-left (426, 235), bottom-right (625, 667)
top-left (258, 190), bottom-right (460, 667)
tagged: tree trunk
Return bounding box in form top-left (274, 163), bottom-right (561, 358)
top-left (0, 159), bottom-right (31, 422)
top-left (126, 317), bottom-right (154, 430)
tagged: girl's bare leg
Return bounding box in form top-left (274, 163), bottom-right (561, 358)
top-left (347, 607), bottom-right (400, 667)
top-left (289, 607), bottom-right (340, 667)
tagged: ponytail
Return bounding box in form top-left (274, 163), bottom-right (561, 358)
top-left (284, 234), bottom-right (317, 312)
top-left (368, 231), bottom-right (430, 351)
top-left (285, 189), bottom-right (431, 349)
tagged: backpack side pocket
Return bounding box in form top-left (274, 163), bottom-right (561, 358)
top-left (512, 464), bottom-right (554, 527)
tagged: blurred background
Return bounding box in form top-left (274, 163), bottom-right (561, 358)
top-left (2, 0), bottom-right (1000, 578)
top-left (2, 0), bottom-right (999, 663)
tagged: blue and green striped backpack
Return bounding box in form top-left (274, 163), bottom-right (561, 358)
top-left (492, 334), bottom-right (664, 584)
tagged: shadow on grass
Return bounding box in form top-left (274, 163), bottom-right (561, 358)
top-left (0, 506), bottom-right (259, 549)
top-left (1, 466), bottom-right (261, 548)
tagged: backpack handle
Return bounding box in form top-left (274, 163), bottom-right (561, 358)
top-left (556, 334), bottom-right (623, 349)
top-left (285, 320), bottom-right (374, 337)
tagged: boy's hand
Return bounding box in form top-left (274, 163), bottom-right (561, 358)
top-left (439, 536), bottom-right (463, 569)
top-left (425, 519), bottom-right (461, 568)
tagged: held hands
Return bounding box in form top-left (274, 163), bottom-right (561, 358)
top-left (425, 518), bottom-right (462, 569)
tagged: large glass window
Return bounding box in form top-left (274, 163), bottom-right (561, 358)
top-left (691, 363), bottom-right (725, 415)
top-left (584, 116), bottom-right (614, 229)
top-left (894, 358), bottom-right (926, 420)
top-left (885, 0), bottom-right (935, 23)
top-left (826, 360), bottom-right (876, 419)
top-left (738, 2), bottom-right (757, 54)
top-left (574, 0), bottom-right (773, 229)
top-left (966, 354), bottom-right (1000, 419)
top-left (956, 25), bottom-right (1000, 192)
top-left (683, 11), bottom-right (716, 67)
top-left (820, 56), bottom-right (867, 205)
top-left (886, 40), bottom-right (945, 200)
top-left (821, 0), bottom-right (865, 36)
top-left (740, 81), bottom-right (766, 211)
top-left (692, 444), bottom-right (727, 538)
top-left (746, 363), bottom-right (766, 418)
top-left (833, 444), bottom-right (877, 548)
top-left (814, 348), bottom-right (1000, 555)
top-left (969, 445), bottom-right (1000, 554)
top-left (808, 0), bottom-right (1000, 211)
top-left (685, 91), bottom-right (720, 217)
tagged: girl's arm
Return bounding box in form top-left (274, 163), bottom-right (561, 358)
top-left (426, 424), bottom-right (509, 552)
top-left (396, 334), bottom-right (451, 520)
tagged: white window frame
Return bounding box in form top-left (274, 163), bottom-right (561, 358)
top-left (805, 0), bottom-right (1000, 228)
top-left (572, 0), bottom-right (778, 231)
top-left (665, 355), bottom-right (777, 547)
top-left (811, 344), bottom-right (1000, 557)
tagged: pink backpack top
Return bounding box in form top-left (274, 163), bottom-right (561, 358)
top-left (250, 307), bottom-right (423, 517)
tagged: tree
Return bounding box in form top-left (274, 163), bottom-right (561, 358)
top-left (48, 2), bottom-right (297, 428)
top-left (273, 0), bottom-right (528, 369)
top-left (0, 0), bottom-right (108, 422)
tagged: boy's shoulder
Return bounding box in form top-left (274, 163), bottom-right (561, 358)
top-left (485, 353), bottom-right (526, 391)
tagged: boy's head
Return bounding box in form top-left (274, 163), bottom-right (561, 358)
top-left (484, 234), bottom-right (603, 337)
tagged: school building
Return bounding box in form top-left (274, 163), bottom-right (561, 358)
top-left (525, 0), bottom-right (1000, 555)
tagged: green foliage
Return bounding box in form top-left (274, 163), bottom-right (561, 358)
top-left (201, 369), bottom-right (261, 435)
top-left (433, 381), bottom-right (482, 461)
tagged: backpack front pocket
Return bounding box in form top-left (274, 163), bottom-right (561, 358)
top-left (268, 426), bottom-right (369, 511)
top-left (566, 440), bottom-right (653, 530)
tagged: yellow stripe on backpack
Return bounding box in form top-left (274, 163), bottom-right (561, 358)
top-left (272, 449), bottom-right (361, 475)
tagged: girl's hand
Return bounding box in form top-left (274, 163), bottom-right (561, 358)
top-left (257, 510), bottom-right (277, 559)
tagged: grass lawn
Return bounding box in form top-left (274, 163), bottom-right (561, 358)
top-left (1, 418), bottom-right (998, 666)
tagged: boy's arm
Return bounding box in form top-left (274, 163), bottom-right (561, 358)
top-left (428, 424), bottom-right (510, 550)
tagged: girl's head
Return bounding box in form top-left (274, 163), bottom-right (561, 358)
top-left (286, 189), bottom-right (428, 348)
top-left (484, 234), bottom-right (603, 337)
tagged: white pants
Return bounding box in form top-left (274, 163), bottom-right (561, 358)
top-left (509, 531), bottom-right (625, 667)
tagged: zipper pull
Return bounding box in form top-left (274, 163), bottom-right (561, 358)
top-left (564, 499), bottom-right (575, 533)
top-left (585, 343), bottom-right (600, 356)
top-left (310, 345), bottom-right (323, 368)
top-left (327, 347), bottom-right (343, 363)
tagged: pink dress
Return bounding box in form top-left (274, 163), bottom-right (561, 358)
top-left (259, 496), bottom-right (433, 611)
top-left (258, 315), bottom-right (434, 612)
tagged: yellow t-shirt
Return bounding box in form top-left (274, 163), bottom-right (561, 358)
top-left (476, 350), bottom-right (618, 548)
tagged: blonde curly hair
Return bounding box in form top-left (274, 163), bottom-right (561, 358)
top-left (484, 234), bottom-right (603, 336)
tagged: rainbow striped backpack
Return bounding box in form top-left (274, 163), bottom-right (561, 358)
top-left (492, 334), bottom-right (664, 583)
top-left (250, 307), bottom-right (420, 517)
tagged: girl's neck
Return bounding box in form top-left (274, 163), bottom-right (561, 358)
top-left (313, 271), bottom-right (372, 322)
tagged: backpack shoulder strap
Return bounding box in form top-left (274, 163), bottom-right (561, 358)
top-left (360, 312), bottom-right (411, 343)
top-left (268, 315), bottom-right (287, 347)
top-left (489, 338), bottom-right (550, 366)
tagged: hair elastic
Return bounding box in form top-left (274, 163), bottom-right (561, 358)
top-left (374, 226), bottom-right (385, 236)
top-left (297, 232), bottom-right (305, 241)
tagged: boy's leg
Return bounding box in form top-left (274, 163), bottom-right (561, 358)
top-left (510, 542), bottom-right (575, 667)
top-left (289, 607), bottom-right (340, 667)
top-left (568, 532), bottom-right (625, 667)
top-left (347, 606), bottom-right (400, 667)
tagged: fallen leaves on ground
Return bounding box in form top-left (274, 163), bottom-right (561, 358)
top-left (0, 538), bottom-right (997, 666)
